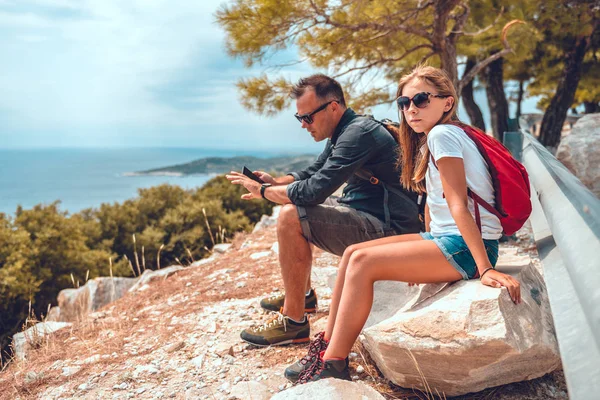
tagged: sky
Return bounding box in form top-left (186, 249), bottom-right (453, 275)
top-left (0, 0), bottom-right (541, 152)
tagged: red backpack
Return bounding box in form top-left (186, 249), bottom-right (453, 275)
top-left (437, 122), bottom-right (532, 236)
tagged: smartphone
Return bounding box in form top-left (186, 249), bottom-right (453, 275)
top-left (242, 166), bottom-right (264, 184)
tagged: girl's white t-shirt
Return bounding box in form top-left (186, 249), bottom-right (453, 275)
top-left (426, 124), bottom-right (502, 240)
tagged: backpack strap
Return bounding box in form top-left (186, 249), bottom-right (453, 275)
top-left (354, 168), bottom-right (426, 229)
top-left (430, 156), bottom-right (501, 233)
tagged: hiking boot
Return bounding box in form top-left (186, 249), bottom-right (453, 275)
top-left (284, 331), bottom-right (328, 382)
top-left (240, 312), bottom-right (310, 347)
top-left (260, 288), bottom-right (318, 313)
top-left (295, 350), bottom-right (351, 384)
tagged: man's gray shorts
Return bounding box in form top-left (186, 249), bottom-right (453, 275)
top-left (296, 197), bottom-right (397, 257)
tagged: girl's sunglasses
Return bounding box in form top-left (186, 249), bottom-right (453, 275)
top-left (396, 92), bottom-right (449, 111)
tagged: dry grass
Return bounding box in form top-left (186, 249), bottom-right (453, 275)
top-left (0, 227), bottom-right (284, 399)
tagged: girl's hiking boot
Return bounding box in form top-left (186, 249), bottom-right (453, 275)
top-left (284, 331), bottom-right (328, 382)
top-left (240, 313), bottom-right (310, 347)
top-left (260, 288), bottom-right (318, 313)
top-left (295, 350), bottom-right (351, 384)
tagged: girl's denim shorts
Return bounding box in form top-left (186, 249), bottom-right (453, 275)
top-left (420, 232), bottom-right (499, 280)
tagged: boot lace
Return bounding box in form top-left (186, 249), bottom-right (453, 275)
top-left (299, 332), bottom-right (327, 366)
top-left (255, 312), bottom-right (287, 332)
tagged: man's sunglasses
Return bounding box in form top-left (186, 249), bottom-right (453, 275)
top-left (294, 100), bottom-right (336, 124)
top-left (396, 92), bottom-right (449, 111)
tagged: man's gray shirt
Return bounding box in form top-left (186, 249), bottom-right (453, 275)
top-left (286, 108), bottom-right (421, 234)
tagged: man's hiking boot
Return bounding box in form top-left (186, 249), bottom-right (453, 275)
top-left (295, 350), bottom-right (351, 384)
top-left (284, 331), bottom-right (328, 382)
top-left (240, 313), bottom-right (310, 347)
top-left (260, 288), bottom-right (318, 313)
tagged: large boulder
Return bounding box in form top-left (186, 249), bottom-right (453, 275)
top-left (12, 322), bottom-right (72, 361)
top-left (556, 113), bottom-right (600, 197)
top-left (128, 265), bottom-right (185, 292)
top-left (56, 277), bottom-right (137, 322)
top-left (360, 253), bottom-right (561, 397)
top-left (271, 379), bottom-right (385, 400)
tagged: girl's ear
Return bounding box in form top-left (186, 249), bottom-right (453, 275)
top-left (443, 97), bottom-right (454, 112)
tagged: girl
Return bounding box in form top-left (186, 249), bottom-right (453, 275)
top-left (286, 65), bottom-right (522, 384)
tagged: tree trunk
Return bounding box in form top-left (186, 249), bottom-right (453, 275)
top-left (584, 101), bottom-right (600, 114)
top-left (481, 55), bottom-right (509, 142)
top-left (539, 33), bottom-right (593, 148)
top-left (433, 0), bottom-right (461, 88)
top-left (460, 57), bottom-right (486, 131)
top-left (516, 79), bottom-right (525, 121)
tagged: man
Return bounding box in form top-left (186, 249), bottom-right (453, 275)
top-left (226, 74), bottom-right (421, 347)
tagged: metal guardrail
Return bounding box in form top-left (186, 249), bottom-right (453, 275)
top-left (511, 123), bottom-right (600, 400)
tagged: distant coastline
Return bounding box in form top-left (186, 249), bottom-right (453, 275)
top-left (127, 154), bottom-right (317, 177)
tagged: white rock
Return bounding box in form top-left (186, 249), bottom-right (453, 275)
top-left (12, 322), bottom-right (72, 360)
top-left (128, 265), bottom-right (185, 292)
top-left (191, 355), bottom-right (205, 368)
top-left (213, 243), bottom-right (233, 254)
top-left (270, 242), bottom-right (279, 254)
top-left (361, 259), bottom-right (561, 397)
top-left (61, 366), bottom-right (81, 377)
top-left (556, 113), bottom-right (600, 197)
top-left (55, 277), bottom-right (137, 322)
top-left (271, 379), bottom-right (384, 399)
top-left (207, 321), bottom-right (217, 333)
top-left (249, 251), bottom-right (271, 260)
top-left (356, 365), bottom-right (365, 374)
top-left (229, 381), bottom-right (271, 400)
top-left (133, 364), bottom-right (159, 378)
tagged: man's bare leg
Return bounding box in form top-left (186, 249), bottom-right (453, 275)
top-left (278, 204), bottom-right (312, 322)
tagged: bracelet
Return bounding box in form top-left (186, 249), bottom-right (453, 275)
top-left (479, 267), bottom-right (495, 279)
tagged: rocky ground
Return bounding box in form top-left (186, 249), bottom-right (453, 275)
top-left (0, 214), bottom-right (568, 399)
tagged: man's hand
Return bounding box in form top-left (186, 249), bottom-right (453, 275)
top-left (253, 170), bottom-right (276, 185)
top-left (480, 269), bottom-right (521, 304)
top-left (226, 171), bottom-right (262, 200)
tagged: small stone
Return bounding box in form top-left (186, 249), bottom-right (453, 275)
top-left (356, 365), bottom-right (365, 374)
top-left (219, 382), bottom-right (231, 392)
top-left (250, 251), bottom-right (271, 260)
top-left (236, 281), bottom-right (247, 288)
top-left (24, 371), bottom-right (43, 384)
top-left (136, 388), bottom-right (147, 394)
top-left (78, 383), bottom-right (88, 391)
top-left (113, 382), bottom-right (128, 390)
top-left (351, 375), bottom-right (359, 380)
top-left (349, 352), bottom-right (358, 359)
top-left (191, 355), bottom-right (205, 368)
top-left (233, 376), bottom-right (243, 384)
top-left (100, 371), bottom-right (108, 377)
top-left (207, 321), bottom-right (217, 333)
top-left (186, 282), bottom-right (192, 287)
top-left (165, 341), bottom-right (185, 353)
top-left (62, 366), bottom-right (81, 377)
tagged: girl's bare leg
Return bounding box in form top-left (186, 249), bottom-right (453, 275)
top-left (324, 234), bottom-right (423, 340)
top-left (324, 240), bottom-right (462, 359)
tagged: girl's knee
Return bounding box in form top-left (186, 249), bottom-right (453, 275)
top-left (345, 250), bottom-right (372, 282)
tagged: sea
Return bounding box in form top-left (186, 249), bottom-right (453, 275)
top-left (0, 148), bottom-right (276, 217)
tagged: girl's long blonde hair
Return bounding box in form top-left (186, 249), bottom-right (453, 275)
top-left (396, 66), bottom-right (460, 193)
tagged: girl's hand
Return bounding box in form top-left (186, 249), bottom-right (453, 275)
top-left (480, 269), bottom-right (521, 304)
top-left (253, 171), bottom-right (276, 184)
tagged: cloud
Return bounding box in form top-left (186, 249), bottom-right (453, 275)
top-left (0, 0), bottom-right (321, 152)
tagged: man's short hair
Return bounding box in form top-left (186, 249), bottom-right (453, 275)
top-left (291, 74), bottom-right (346, 107)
